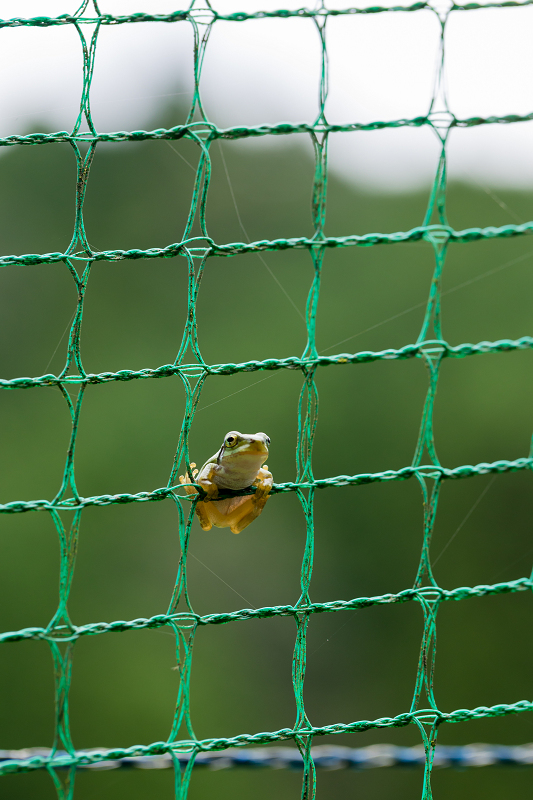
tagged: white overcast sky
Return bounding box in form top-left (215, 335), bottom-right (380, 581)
top-left (1, 0), bottom-right (532, 190)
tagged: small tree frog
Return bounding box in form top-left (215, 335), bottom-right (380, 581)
top-left (179, 431), bottom-right (273, 534)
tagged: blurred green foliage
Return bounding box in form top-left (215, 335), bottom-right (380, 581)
top-left (0, 107), bottom-right (532, 799)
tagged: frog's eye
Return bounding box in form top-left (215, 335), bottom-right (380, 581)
top-left (265, 436), bottom-right (271, 445)
top-left (225, 434), bottom-right (238, 447)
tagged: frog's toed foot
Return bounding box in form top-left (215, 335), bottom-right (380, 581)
top-left (178, 463), bottom-right (200, 496)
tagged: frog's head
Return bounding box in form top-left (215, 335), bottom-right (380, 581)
top-left (218, 431), bottom-right (270, 469)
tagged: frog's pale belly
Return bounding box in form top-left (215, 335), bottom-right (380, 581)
top-left (209, 454), bottom-right (265, 491)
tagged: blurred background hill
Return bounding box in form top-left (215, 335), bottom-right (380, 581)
top-left (0, 95), bottom-right (533, 800)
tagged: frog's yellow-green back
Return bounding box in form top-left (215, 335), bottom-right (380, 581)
top-left (1, 2), bottom-right (533, 799)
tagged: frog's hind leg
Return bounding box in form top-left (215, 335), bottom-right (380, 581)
top-left (229, 497), bottom-right (267, 534)
top-left (230, 468), bottom-right (273, 534)
top-left (194, 500), bottom-right (214, 531)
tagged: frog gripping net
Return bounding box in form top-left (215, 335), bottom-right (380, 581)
top-left (1, 2), bottom-right (533, 799)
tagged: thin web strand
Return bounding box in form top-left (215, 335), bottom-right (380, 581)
top-left (45, 311), bottom-right (77, 372)
top-left (166, 140), bottom-right (197, 173)
top-left (218, 141), bottom-right (306, 323)
top-left (432, 477), bottom-right (497, 568)
top-left (321, 248), bottom-right (533, 353)
top-left (189, 552), bottom-right (256, 609)
top-left (196, 374), bottom-right (276, 412)
top-left (459, 170), bottom-right (525, 224)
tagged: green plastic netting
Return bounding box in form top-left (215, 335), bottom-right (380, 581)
top-left (1, 1), bottom-right (533, 798)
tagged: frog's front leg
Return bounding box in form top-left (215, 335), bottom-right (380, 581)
top-left (178, 463), bottom-right (199, 496)
top-left (194, 462), bottom-right (220, 501)
top-left (253, 466), bottom-right (273, 499)
top-left (230, 466), bottom-right (273, 534)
